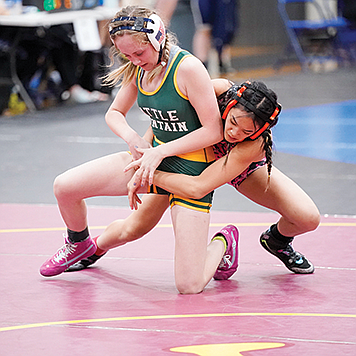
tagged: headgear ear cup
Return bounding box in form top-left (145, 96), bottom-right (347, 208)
top-left (146, 14), bottom-right (166, 51)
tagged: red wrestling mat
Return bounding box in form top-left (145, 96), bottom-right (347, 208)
top-left (1, 203), bottom-right (355, 355)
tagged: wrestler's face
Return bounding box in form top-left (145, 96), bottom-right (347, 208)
top-left (113, 33), bottom-right (159, 71)
top-left (224, 107), bottom-right (259, 143)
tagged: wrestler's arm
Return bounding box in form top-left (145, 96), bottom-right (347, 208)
top-left (105, 78), bottom-right (151, 159)
top-left (143, 126), bottom-right (154, 144)
top-left (153, 139), bottom-right (265, 199)
top-left (152, 79), bottom-right (261, 198)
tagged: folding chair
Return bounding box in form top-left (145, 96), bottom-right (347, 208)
top-left (277, 0), bottom-right (352, 70)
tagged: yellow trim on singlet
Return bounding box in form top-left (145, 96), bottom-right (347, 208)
top-left (147, 185), bottom-right (212, 213)
top-left (173, 195), bottom-right (212, 207)
top-left (149, 185), bottom-right (158, 194)
top-left (137, 51), bottom-right (181, 96)
top-left (173, 55), bottom-right (193, 100)
top-left (169, 197), bottom-right (212, 213)
top-left (154, 136), bottom-right (215, 163)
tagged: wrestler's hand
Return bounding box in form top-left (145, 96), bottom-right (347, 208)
top-left (124, 146), bottom-right (164, 187)
top-left (127, 136), bottom-right (151, 161)
top-left (127, 171), bottom-right (143, 210)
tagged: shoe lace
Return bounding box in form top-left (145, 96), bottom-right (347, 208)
top-left (53, 243), bottom-right (77, 263)
top-left (279, 245), bottom-right (304, 264)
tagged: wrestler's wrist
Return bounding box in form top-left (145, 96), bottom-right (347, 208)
top-left (154, 144), bottom-right (167, 159)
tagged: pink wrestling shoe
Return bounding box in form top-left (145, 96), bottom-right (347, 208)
top-left (212, 225), bottom-right (239, 280)
top-left (40, 236), bottom-right (96, 277)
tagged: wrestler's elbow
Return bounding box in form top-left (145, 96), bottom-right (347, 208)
top-left (211, 128), bottom-right (223, 144)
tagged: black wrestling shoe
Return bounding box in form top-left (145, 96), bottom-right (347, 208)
top-left (65, 252), bottom-right (106, 272)
top-left (260, 230), bottom-right (314, 274)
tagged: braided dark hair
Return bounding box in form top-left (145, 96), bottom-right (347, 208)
top-left (261, 129), bottom-right (274, 181)
top-left (240, 81), bottom-right (279, 181)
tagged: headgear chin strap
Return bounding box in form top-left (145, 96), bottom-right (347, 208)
top-left (221, 81), bottom-right (281, 141)
top-left (109, 14), bottom-right (166, 52)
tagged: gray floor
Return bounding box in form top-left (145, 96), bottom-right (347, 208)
top-left (1, 68), bottom-right (356, 216)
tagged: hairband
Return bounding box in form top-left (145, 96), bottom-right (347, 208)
top-left (109, 14), bottom-right (166, 52)
top-left (109, 16), bottom-right (153, 36)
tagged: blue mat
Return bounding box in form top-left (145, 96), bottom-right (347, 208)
top-left (274, 100), bottom-right (356, 164)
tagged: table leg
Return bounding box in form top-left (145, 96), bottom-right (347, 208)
top-left (9, 31), bottom-right (37, 113)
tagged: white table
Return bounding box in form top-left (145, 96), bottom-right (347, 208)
top-left (0, 7), bottom-right (118, 111)
top-left (0, 7), bottom-right (118, 27)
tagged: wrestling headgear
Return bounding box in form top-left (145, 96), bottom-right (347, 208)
top-left (109, 14), bottom-right (166, 52)
top-left (218, 81), bottom-right (282, 140)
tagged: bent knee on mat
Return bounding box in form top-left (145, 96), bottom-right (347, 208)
top-left (175, 277), bottom-right (204, 295)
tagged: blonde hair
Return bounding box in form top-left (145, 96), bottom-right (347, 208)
top-left (103, 5), bottom-right (176, 88)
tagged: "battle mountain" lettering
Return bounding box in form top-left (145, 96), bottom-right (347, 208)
top-left (141, 107), bottom-right (188, 132)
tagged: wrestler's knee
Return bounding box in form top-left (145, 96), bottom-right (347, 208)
top-left (304, 207), bottom-right (320, 232)
top-left (175, 275), bottom-right (204, 295)
top-left (53, 172), bottom-right (74, 201)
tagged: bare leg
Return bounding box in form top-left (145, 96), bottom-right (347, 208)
top-left (65, 194), bottom-right (170, 272)
top-left (238, 165), bottom-right (320, 236)
top-left (171, 205), bottom-right (225, 294)
top-left (97, 194), bottom-right (170, 251)
top-left (53, 152), bottom-right (141, 232)
top-left (237, 165), bottom-right (319, 274)
top-left (41, 151), bottom-right (151, 277)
